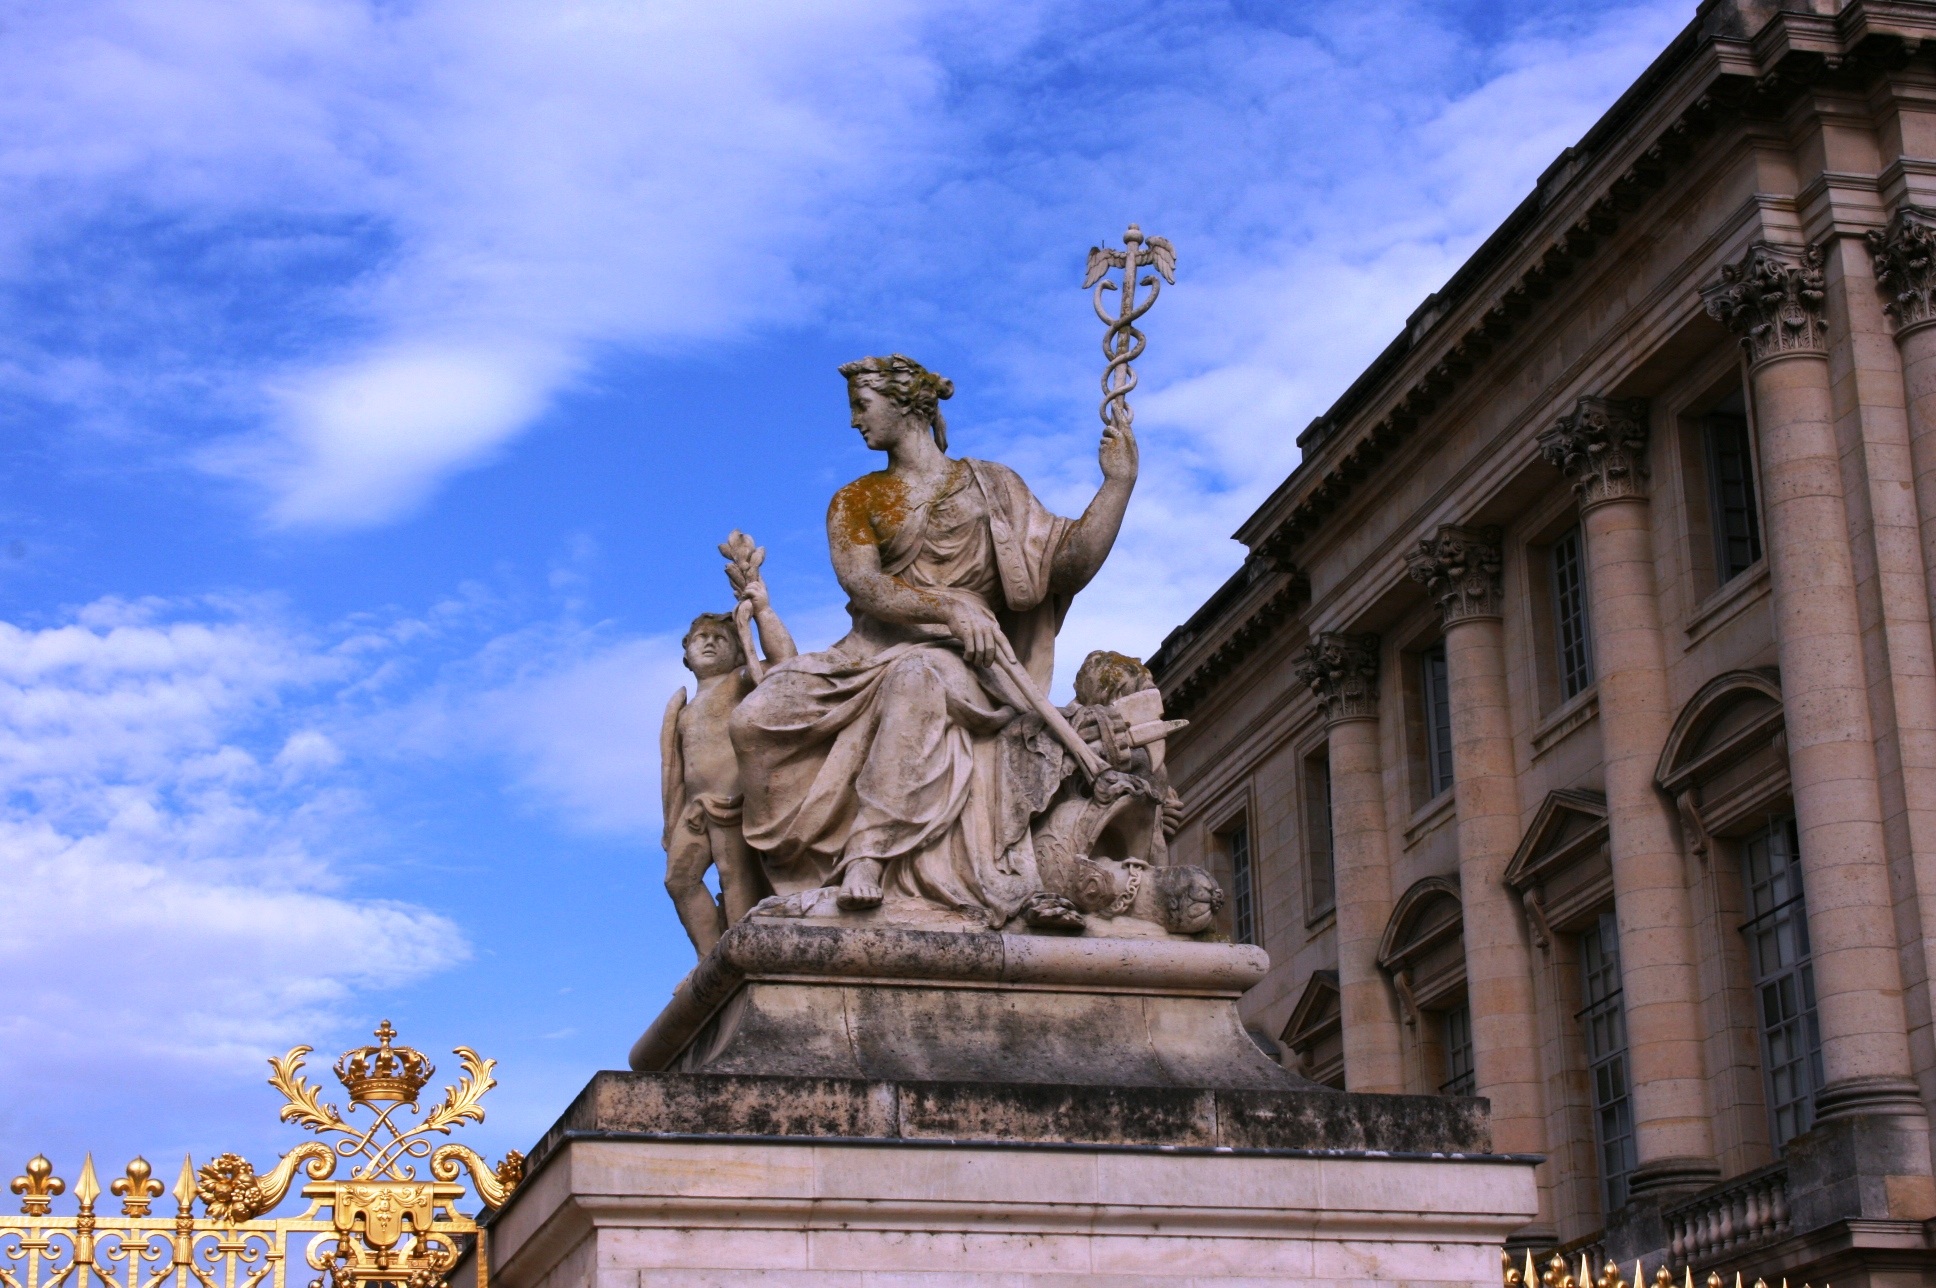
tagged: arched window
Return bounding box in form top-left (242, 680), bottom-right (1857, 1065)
top-left (1378, 877), bottom-right (1468, 1096)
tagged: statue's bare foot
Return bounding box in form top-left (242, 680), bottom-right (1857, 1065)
top-left (837, 860), bottom-right (884, 910)
top-left (1022, 892), bottom-right (1085, 932)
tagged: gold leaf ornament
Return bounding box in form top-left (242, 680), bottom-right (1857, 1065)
top-left (269, 1046), bottom-right (346, 1134)
top-left (418, 1048), bottom-right (496, 1137)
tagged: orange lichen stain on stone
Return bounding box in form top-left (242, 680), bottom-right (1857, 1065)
top-left (831, 471), bottom-right (907, 546)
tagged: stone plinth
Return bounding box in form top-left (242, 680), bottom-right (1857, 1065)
top-left (482, 923), bottom-right (1539, 1286)
top-left (627, 920), bottom-right (1295, 1088)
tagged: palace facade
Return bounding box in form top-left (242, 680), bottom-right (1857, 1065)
top-left (1149, 1), bottom-right (1936, 1282)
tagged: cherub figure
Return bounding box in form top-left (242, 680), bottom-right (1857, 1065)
top-left (660, 533), bottom-right (797, 957)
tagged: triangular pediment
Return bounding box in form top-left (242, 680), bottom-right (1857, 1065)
top-left (1504, 787), bottom-right (1609, 890)
top-left (1280, 969), bottom-right (1340, 1048)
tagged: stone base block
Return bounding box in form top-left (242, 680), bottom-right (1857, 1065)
top-left (486, 1132), bottom-right (1539, 1288)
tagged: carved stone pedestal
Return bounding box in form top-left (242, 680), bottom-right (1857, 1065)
top-left (481, 922), bottom-right (1538, 1286)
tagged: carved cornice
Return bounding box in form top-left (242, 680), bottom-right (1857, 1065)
top-left (1293, 632), bottom-right (1381, 725)
top-left (1537, 396), bottom-right (1650, 509)
top-left (1869, 205), bottom-right (1936, 334)
top-left (1405, 524), bottom-right (1504, 626)
top-left (1151, 556), bottom-right (1307, 719)
top-left (1701, 241), bottom-right (1827, 365)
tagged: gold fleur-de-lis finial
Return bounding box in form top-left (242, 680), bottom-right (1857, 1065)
top-left (1653, 1265), bottom-right (1674, 1288)
top-left (10, 1155), bottom-right (64, 1216)
top-left (1600, 1260), bottom-right (1624, 1288)
top-left (112, 1156), bottom-right (164, 1216)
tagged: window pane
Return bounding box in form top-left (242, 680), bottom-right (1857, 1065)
top-left (1423, 644), bottom-right (1454, 797)
top-left (1580, 911), bottom-right (1635, 1213)
top-left (1228, 821), bottom-right (1256, 947)
top-left (1551, 527), bottom-right (1595, 701)
top-left (1706, 413), bottom-right (1763, 583)
top-left (1306, 755), bottom-right (1335, 916)
top-left (1742, 815), bottom-right (1820, 1147)
top-left (1440, 1003), bottom-right (1475, 1097)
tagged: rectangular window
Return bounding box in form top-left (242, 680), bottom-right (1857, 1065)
top-left (1705, 413), bottom-right (1763, 584)
top-left (1422, 643), bottom-right (1454, 798)
top-left (1226, 820), bottom-right (1257, 947)
top-left (1440, 1003), bottom-right (1476, 1097)
top-left (1305, 753), bottom-right (1335, 919)
top-left (1551, 526), bottom-right (1595, 701)
top-left (1580, 911), bottom-right (1636, 1213)
top-left (1742, 816), bottom-right (1822, 1147)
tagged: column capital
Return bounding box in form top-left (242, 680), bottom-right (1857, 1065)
top-left (1701, 240), bottom-right (1828, 365)
top-left (1868, 205), bottom-right (1936, 335)
top-left (1294, 632), bottom-right (1381, 725)
top-left (1537, 396), bottom-right (1650, 508)
top-left (1405, 524), bottom-right (1504, 626)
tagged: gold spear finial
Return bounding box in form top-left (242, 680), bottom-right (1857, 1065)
top-left (172, 1155), bottom-right (196, 1214)
top-left (74, 1154), bottom-right (100, 1214)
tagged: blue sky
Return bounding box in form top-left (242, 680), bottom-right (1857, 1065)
top-left (0, 0), bottom-right (1690, 1189)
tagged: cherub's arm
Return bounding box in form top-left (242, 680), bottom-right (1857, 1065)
top-left (659, 689), bottom-right (687, 849)
top-left (741, 578), bottom-right (797, 665)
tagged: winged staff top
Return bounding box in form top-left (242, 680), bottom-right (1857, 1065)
top-left (1083, 224), bottom-right (1176, 431)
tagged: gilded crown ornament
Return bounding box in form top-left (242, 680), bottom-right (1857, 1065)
top-left (4, 1023), bottom-right (522, 1288)
top-left (334, 1020), bottom-right (435, 1106)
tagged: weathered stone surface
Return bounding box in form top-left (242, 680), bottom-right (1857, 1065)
top-left (520, 1069), bottom-right (1496, 1182)
top-left (628, 919), bottom-right (1281, 1087)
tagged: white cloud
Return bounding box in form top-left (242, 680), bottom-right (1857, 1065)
top-left (474, 634), bottom-right (691, 838)
top-left (0, 0), bottom-right (948, 526)
top-left (0, 599), bottom-right (466, 1086)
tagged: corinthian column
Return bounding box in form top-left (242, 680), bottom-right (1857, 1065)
top-left (1703, 242), bottom-right (1923, 1122)
top-left (1536, 398), bottom-right (1717, 1197)
top-left (1295, 632), bottom-right (1404, 1093)
top-left (1405, 526), bottom-right (1546, 1159)
top-left (1872, 206), bottom-right (1936, 632)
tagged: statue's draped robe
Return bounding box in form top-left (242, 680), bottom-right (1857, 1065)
top-left (731, 459), bottom-right (1071, 926)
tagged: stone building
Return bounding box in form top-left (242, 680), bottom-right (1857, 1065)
top-left (1148, 1), bottom-right (1936, 1281)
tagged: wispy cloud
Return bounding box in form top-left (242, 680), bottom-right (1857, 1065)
top-left (0, 0), bottom-right (949, 525)
top-left (0, 597), bottom-right (466, 1101)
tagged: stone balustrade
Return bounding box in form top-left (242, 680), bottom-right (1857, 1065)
top-left (1663, 1163), bottom-right (1791, 1265)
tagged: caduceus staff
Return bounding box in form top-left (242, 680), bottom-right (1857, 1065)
top-left (1084, 223), bottom-right (1177, 433)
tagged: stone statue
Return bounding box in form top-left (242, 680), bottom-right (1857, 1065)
top-left (656, 238), bottom-right (1217, 951)
top-left (659, 533), bottom-right (796, 956)
top-left (729, 352), bottom-right (1140, 927)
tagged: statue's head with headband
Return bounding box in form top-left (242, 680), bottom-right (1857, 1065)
top-left (838, 354), bottom-right (955, 452)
